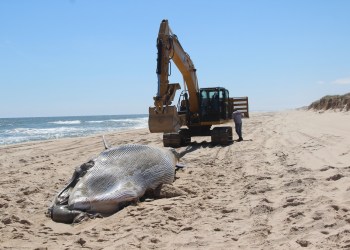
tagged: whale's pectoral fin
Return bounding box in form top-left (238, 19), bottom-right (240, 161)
top-left (54, 160), bottom-right (95, 206)
top-left (175, 163), bottom-right (185, 171)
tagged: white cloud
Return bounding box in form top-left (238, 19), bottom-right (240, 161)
top-left (316, 80), bottom-right (325, 85)
top-left (332, 77), bottom-right (350, 85)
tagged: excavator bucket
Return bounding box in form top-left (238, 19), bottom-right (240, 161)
top-left (148, 106), bottom-right (181, 133)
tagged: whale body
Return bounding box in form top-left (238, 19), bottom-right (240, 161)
top-left (49, 144), bottom-right (178, 223)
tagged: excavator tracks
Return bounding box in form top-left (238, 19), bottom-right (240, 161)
top-left (163, 126), bottom-right (232, 147)
top-left (211, 126), bottom-right (233, 145)
top-left (163, 129), bottom-right (191, 148)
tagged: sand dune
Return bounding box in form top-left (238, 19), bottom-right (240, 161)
top-left (308, 92), bottom-right (350, 111)
top-left (0, 110), bottom-right (349, 249)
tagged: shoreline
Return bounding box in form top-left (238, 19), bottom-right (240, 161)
top-left (0, 114), bottom-right (148, 147)
top-left (4, 109), bottom-right (348, 148)
top-left (0, 127), bottom-right (149, 149)
top-left (0, 128), bottom-right (148, 148)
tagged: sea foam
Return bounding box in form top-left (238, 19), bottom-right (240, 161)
top-left (49, 120), bottom-right (81, 125)
top-left (0, 114), bottom-right (148, 145)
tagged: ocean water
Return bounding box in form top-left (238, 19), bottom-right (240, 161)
top-left (0, 114), bottom-right (148, 145)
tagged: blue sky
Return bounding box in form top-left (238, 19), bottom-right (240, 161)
top-left (0, 0), bottom-right (349, 117)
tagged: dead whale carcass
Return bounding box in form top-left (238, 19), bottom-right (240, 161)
top-left (49, 144), bottom-right (180, 223)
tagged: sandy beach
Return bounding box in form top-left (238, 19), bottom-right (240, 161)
top-left (0, 110), bottom-right (349, 249)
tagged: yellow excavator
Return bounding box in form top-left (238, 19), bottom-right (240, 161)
top-left (149, 20), bottom-right (249, 147)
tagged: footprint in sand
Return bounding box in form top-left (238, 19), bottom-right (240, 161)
top-left (324, 223), bottom-right (336, 228)
top-left (330, 205), bottom-right (340, 211)
top-left (0, 202), bottom-right (9, 209)
top-left (289, 211), bottom-right (304, 219)
top-left (150, 237), bottom-right (160, 243)
top-left (296, 239), bottom-right (311, 247)
top-left (283, 197), bottom-right (305, 208)
top-left (250, 204), bottom-right (274, 215)
top-left (19, 219), bottom-right (32, 225)
top-left (284, 179), bottom-right (302, 187)
top-left (136, 235), bottom-right (148, 241)
top-left (290, 226), bottom-right (305, 234)
top-left (326, 174), bottom-right (344, 181)
top-left (326, 230), bottom-right (350, 248)
top-left (19, 159), bottom-right (28, 164)
top-left (320, 165), bottom-right (336, 171)
top-left (76, 238), bottom-right (86, 247)
top-left (21, 187), bottom-right (40, 195)
top-left (312, 211), bottom-right (323, 220)
top-left (1, 217), bottom-right (13, 225)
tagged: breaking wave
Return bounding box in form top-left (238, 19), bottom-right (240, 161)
top-left (0, 114), bottom-right (148, 145)
top-left (49, 120), bottom-right (81, 125)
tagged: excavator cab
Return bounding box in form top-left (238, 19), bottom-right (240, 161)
top-left (199, 87), bottom-right (230, 122)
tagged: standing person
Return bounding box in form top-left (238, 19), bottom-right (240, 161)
top-left (232, 109), bottom-right (243, 142)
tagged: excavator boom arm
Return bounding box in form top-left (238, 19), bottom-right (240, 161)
top-left (154, 19), bottom-right (199, 113)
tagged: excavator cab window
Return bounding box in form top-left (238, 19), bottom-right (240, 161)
top-left (200, 90), bottom-right (209, 119)
top-left (177, 91), bottom-right (190, 114)
top-left (199, 88), bottom-right (220, 121)
top-left (199, 88), bottom-right (230, 121)
top-left (221, 89), bottom-right (230, 119)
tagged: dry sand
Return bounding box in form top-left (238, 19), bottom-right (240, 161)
top-left (0, 110), bottom-right (349, 249)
